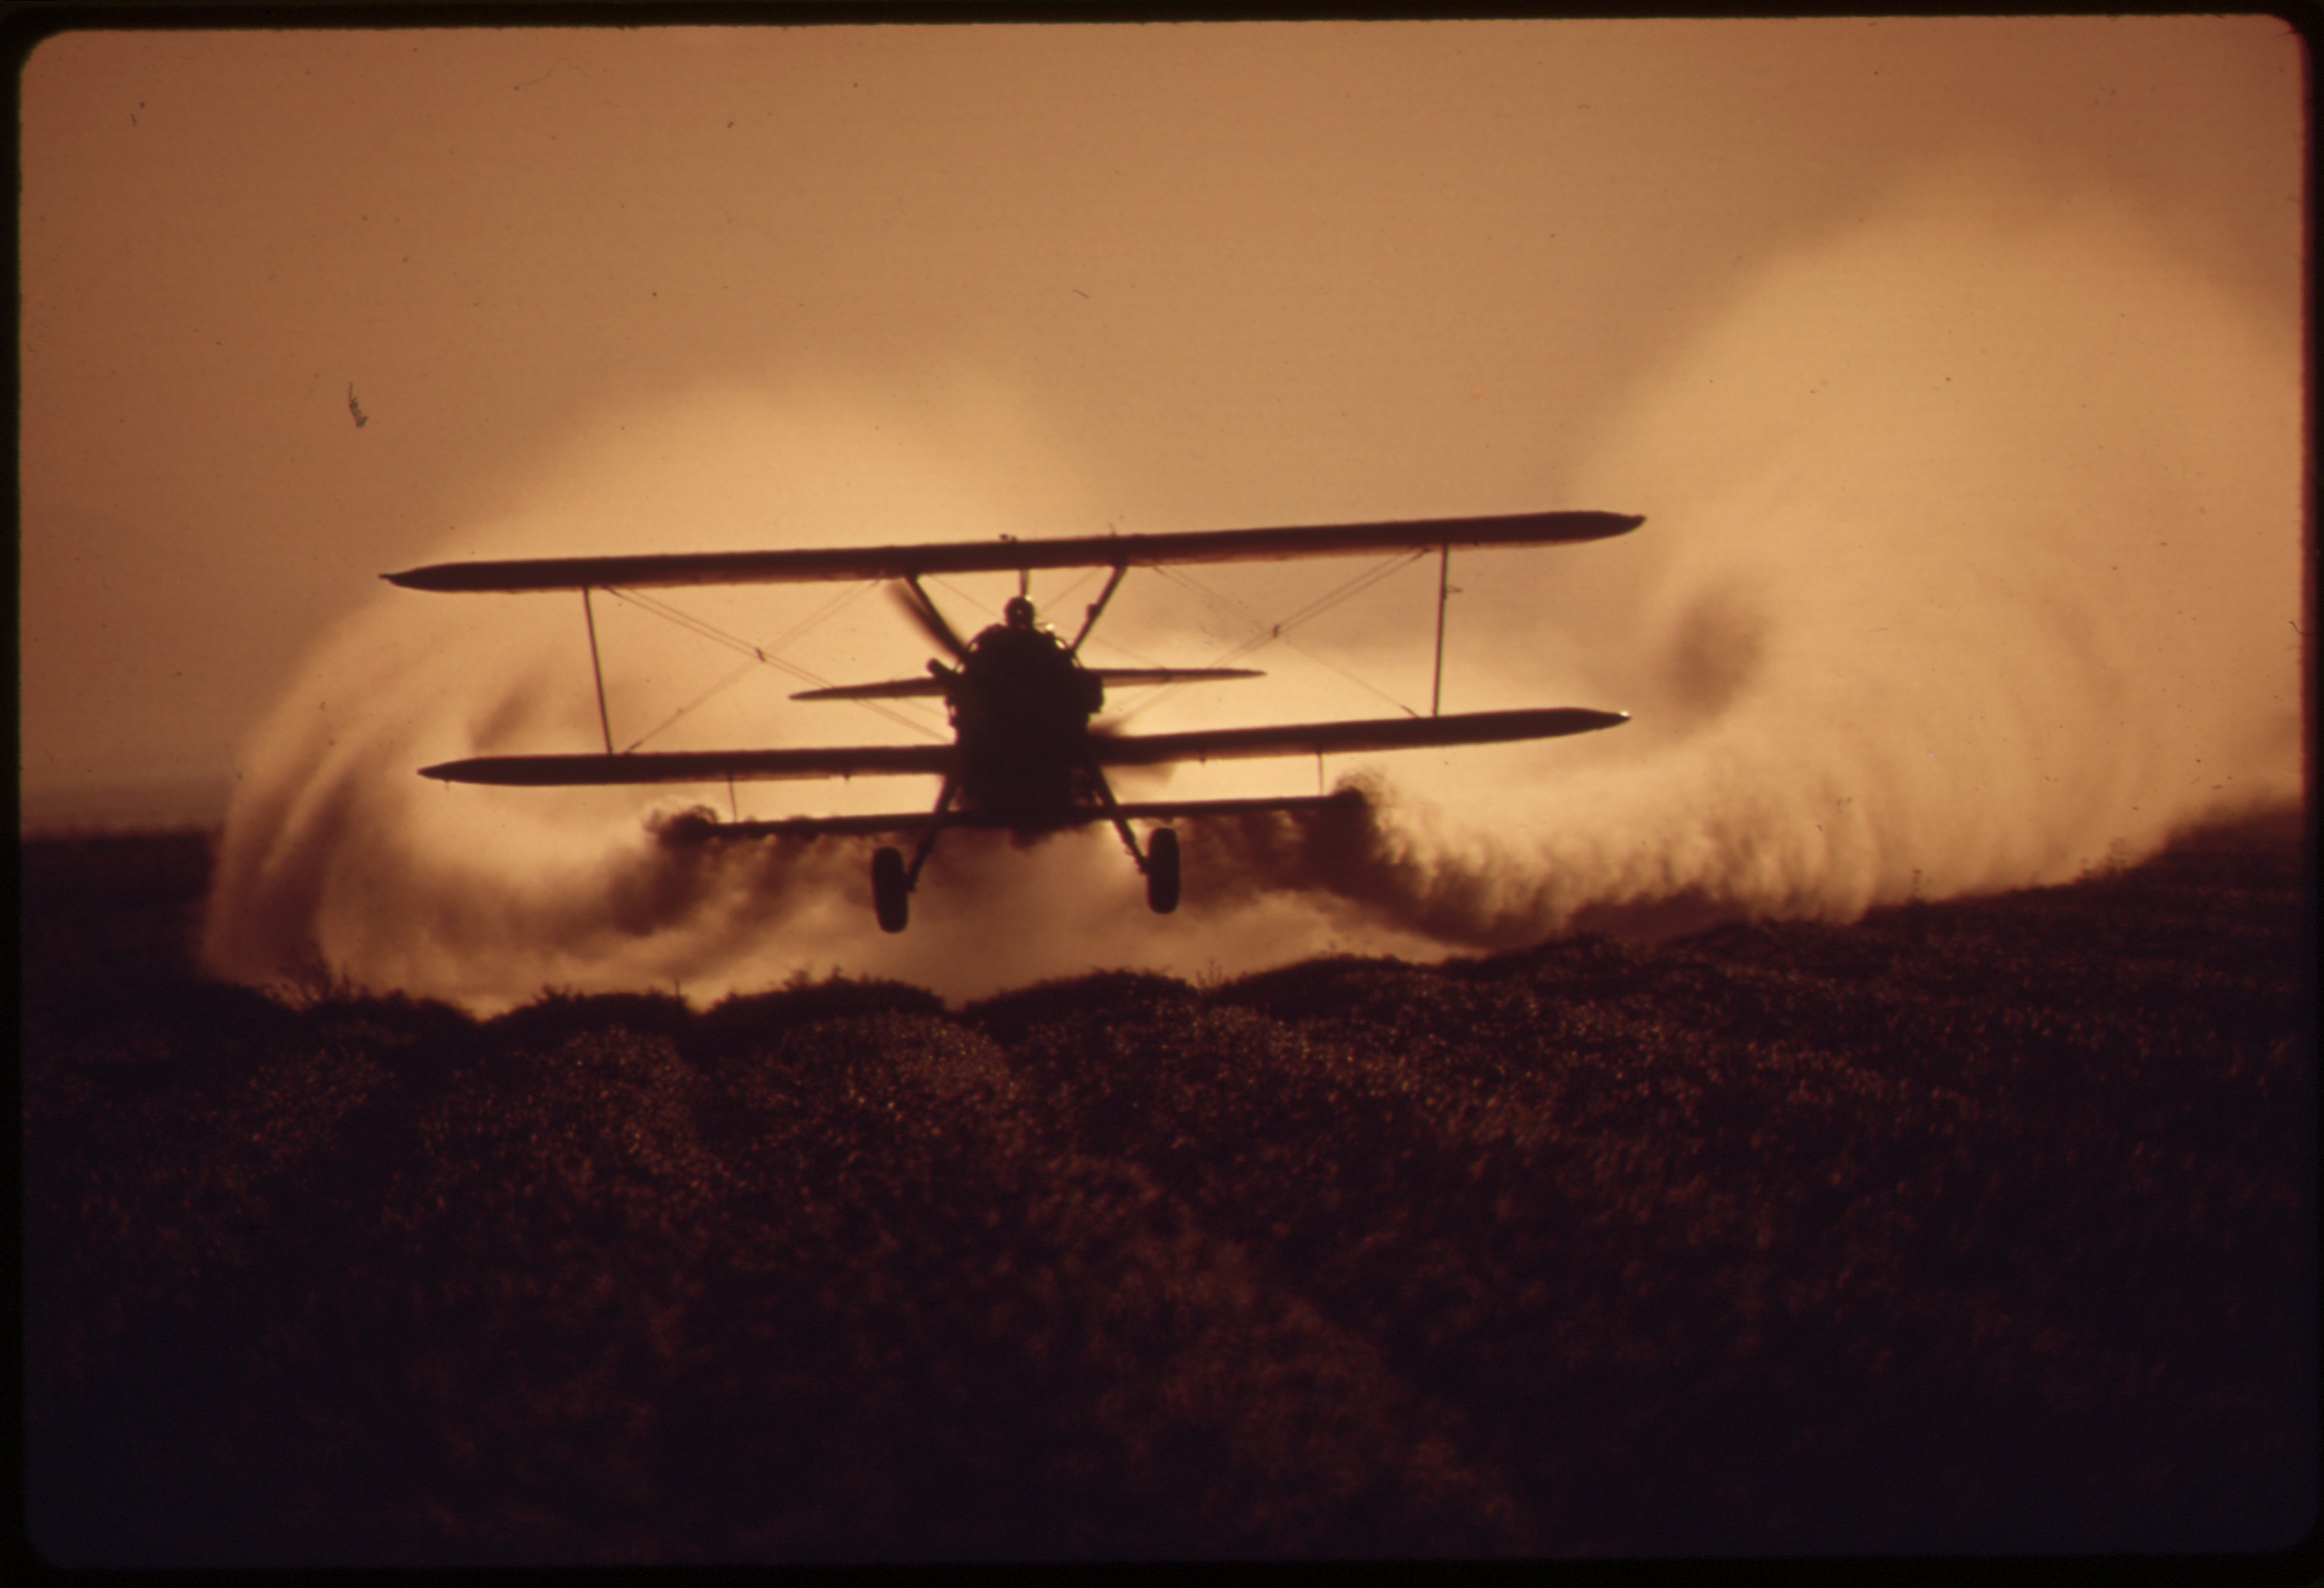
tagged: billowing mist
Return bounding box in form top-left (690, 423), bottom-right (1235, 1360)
top-left (201, 171), bottom-right (2303, 1009)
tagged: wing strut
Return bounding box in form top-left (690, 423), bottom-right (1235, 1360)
top-left (1081, 758), bottom-right (1152, 871)
top-left (1069, 564), bottom-right (1129, 658)
top-left (582, 587), bottom-right (614, 754)
top-left (1430, 543), bottom-right (1451, 717)
top-left (904, 772), bottom-right (961, 889)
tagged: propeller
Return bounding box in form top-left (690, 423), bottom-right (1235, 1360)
top-left (887, 578), bottom-right (970, 662)
top-left (790, 677), bottom-right (951, 701)
top-left (1089, 667), bottom-right (1263, 688)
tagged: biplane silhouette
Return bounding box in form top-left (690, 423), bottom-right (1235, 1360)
top-left (386, 510), bottom-right (1641, 931)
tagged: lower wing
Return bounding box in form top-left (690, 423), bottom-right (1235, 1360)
top-left (418, 707), bottom-right (1621, 789)
top-left (1091, 706), bottom-right (1628, 766)
top-left (790, 665), bottom-right (1263, 702)
top-left (418, 743), bottom-right (957, 785)
top-left (657, 790), bottom-right (1367, 843)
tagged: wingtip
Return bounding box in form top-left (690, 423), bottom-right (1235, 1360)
top-left (384, 563), bottom-right (476, 591)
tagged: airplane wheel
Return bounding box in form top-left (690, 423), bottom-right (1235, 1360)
top-left (1145, 827), bottom-right (1181, 915)
top-left (871, 847), bottom-right (910, 933)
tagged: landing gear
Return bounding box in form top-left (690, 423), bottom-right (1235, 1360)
top-left (1145, 827), bottom-right (1181, 915)
top-left (868, 775), bottom-right (961, 933)
top-left (1084, 761), bottom-right (1181, 916)
top-left (871, 847), bottom-right (909, 933)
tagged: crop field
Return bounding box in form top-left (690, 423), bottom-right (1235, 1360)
top-left (20, 814), bottom-right (2317, 1564)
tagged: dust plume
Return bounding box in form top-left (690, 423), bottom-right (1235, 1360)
top-left (201, 174), bottom-right (2300, 1008)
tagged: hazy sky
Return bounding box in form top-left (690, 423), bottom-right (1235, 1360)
top-left (20, 18), bottom-right (2301, 829)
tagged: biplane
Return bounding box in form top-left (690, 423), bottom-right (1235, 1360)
top-left (385, 510), bottom-right (1642, 931)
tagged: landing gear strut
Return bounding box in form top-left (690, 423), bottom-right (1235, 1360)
top-left (1084, 761), bottom-right (1181, 916)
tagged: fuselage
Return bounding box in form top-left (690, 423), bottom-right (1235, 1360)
top-left (942, 620), bottom-right (1105, 824)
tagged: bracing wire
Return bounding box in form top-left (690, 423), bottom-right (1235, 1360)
top-left (927, 567), bottom-right (1102, 632)
top-left (1226, 548), bottom-right (1430, 644)
top-left (1046, 565), bottom-right (1102, 610)
top-left (759, 579), bottom-right (877, 658)
top-left (616, 582), bottom-right (882, 751)
top-left (598, 548), bottom-right (1430, 747)
top-left (618, 656), bottom-right (761, 754)
top-left (1111, 551), bottom-right (1430, 724)
top-left (601, 585), bottom-right (949, 743)
top-left (927, 575), bottom-right (1001, 627)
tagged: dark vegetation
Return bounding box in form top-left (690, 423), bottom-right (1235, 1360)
top-left (20, 815), bottom-right (2318, 1562)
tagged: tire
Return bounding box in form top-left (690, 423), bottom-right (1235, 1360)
top-left (1145, 827), bottom-right (1181, 915)
top-left (871, 847), bottom-right (910, 933)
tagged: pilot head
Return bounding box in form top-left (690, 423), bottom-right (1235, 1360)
top-left (1003, 596), bottom-right (1037, 629)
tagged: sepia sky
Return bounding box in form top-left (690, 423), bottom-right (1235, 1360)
top-left (19, 17), bottom-right (2304, 838)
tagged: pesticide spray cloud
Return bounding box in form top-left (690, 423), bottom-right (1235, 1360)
top-left (201, 380), bottom-right (1451, 1009)
top-left (1230, 167), bottom-right (2304, 947)
top-left (203, 174), bottom-right (2302, 1009)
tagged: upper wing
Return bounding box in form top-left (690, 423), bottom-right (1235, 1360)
top-left (418, 743), bottom-right (957, 786)
top-left (1090, 706), bottom-right (1628, 767)
top-left (383, 510), bottom-right (1643, 593)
